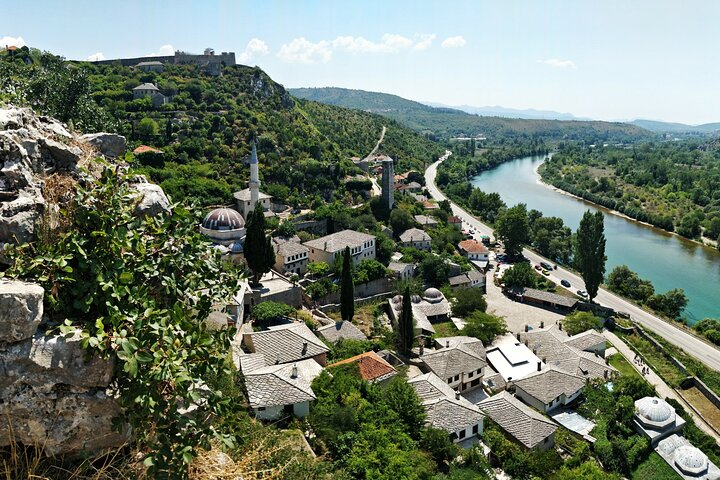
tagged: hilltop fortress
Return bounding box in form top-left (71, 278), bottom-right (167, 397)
top-left (91, 47), bottom-right (236, 74)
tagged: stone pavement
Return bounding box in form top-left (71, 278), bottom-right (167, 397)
top-left (602, 329), bottom-right (720, 444)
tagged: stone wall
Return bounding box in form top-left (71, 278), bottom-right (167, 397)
top-left (0, 280), bottom-right (127, 455)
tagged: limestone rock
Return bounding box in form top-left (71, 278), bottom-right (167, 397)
top-left (0, 330), bottom-right (115, 392)
top-left (80, 133), bottom-right (126, 158)
top-left (0, 387), bottom-right (128, 456)
top-left (131, 179), bottom-right (171, 217)
top-left (0, 187), bottom-right (45, 245)
top-left (0, 281), bottom-right (44, 344)
top-left (40, 138), bottom-right (82, 172)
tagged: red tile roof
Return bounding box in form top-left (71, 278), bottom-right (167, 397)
top-left (133, 145), bottom-right (163, 155)
top-left (330, 351), bottom-right (396, 382)
top-left (448, 216), bottom-right (462, 223)
top-left (458, 239), bottom-right (488, 254)
top-left (423, 201), bottom-right (439, 209)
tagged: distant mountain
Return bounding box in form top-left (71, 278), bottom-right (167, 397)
top-left (423, 102), bottom-right (592, 121)
top-left (289, 87), bottom-right (652, 143)
top-left (629, 119), bottom-right (720, 134)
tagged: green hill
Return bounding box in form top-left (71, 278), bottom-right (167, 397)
top-left (630, 119), bottom-right (720, 134)
top-left (290, 87), bottom-right (653, 143)
top-left (1, 49), bottom-right (441, 206)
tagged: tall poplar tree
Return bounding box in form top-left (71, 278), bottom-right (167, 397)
top-left (340, 246), bottom-right (355, 321)
top-left (398, 286), bottom-right (415, 355)
top-left (575, 210), bottom-right (606, 302)
top-left (244, 203), bottom-right (274, 286)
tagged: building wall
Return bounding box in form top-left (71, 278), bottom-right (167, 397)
top-left (274, 251), bottom-right (309, 276)
top-left (514, 387), bottom-right (550, 412)
top-left (307, 240), bottom-right (375, 266)
top-left (401, 240), bottom-right (431, 251)
top-left (536, 433), bottom-right (555, 451)
top-left (293, 401), bottom-right (310, 417)
top-left (452, 418), bottom-right (484, 443)
top-left (254, 404), bottom-right (283, 420)
top-left (238, 197), bottom-right (271, 219)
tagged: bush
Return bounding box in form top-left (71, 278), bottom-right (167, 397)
top-left (451, 287), bottom-right (487, 317)
top-left (502, 262), bottom-right (536, 289)
top-left (563, 311), bottom-right (603, 335)
top-left (461, 311), bottom-right (506, 345)
top-left (252, 301), bottom-right (295, 325)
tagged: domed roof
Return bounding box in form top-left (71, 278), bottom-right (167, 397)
top-left (391, 295), bottom-right (402, 304)
top-left (674, 445), bottom-right (708, 474)
top-left (202, 208), bottom-right (245, 231)
top-left (423, 287), bottom-right (443, 303)
top-left (411, 295), bottom-right (422, 304)
top-left (637, 397), bottom-right (673, 423)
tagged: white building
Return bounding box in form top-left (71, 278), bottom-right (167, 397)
top-left (399, 227), bottom-right (432, 251)
top-left (388, 261), bottom-right (415, 280)
top-left (457, 239), bottom-right (489, 269)
top-left (633, 396), bottom-right (686, 447)
top-left (274, 241), bottom-right (309, 276)
top-left (303, 229), bottom-right (376, 265)
top-left (512, 366), bottom-right (585, 412)
top-left (448, 270), bottom-right (485, 290)
top-left (388, 288), bottom-right (451, 338)
top-left (421, 336), bottom-right (487, 392)
top-left (485, 334), bottom-right (545, 384)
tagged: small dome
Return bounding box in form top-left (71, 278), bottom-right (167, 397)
top-left (391, 295), bottom-right (402, 304)
top-left (638, 397), bottom-right (672, 423)
top-left (411, 295), bottom-right (422, 304)
top-left (202, 208), bottom-right (245, 231)
top-left (423, 288), bottom-right (443, 303)
top-left (674, 445), bottom-right (708, 475)
top-left (657, 435), bottom-right (687, 456)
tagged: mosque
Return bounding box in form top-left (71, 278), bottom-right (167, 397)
top-left (199, 141), bottom-right (272, 253)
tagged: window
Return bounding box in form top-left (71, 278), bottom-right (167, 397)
top-left (458, 430), bottom-right (466, 439)
top-left (258, 407), bottom-right (266, 411)
top-left (472, 424), bottom-right (479, 435)
top-left (469, 371), bottom-right (474, 378)
top-left (447, 377), bottom-right (453, 383)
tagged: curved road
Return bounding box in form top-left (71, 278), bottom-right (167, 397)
top-left (426, 153), bottom-right (720, 372)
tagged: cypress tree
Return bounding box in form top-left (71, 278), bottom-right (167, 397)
top-left (340, 246), bottom-right (355, 321)
top-left (575, 210), bottom-right (607, 302)
top-left (399, 286), bottom-right (415, 355)
top-left (244, 203), bottom-right (273, 286)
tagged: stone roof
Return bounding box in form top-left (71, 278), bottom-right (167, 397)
top-left (316, 320), bottom-right (367, 343)
top-left (238, 352), bottom-right (267, 374)
top-left (563, 330), bottom-right (606, 351)
top-left (516, 287), bottom-right (578, 309)
top-left (244, 359), bottom-right (323, 409)
top-left (399, 227), bottom-right (431, 243)
top-left (405, 181), bottom-right (422, 189)
top-left (331, 351), bottom-right (396, 383)
top-left (448, 274), bottom-right (471, 286)
top-left (245, 322), bottom-right (329, 365)
top-left (303, 229), bottom-right (376, 253)
top-left (434, 336), bottom-right (486, 357)
top-left (479, 391), bottom-right (558, 449)
top-left (414, 215), bottom-right (438, 226)
top-left (275, 241), bottom-right (309, 258)
top-left (388, 261), bottom-right (412, 273)
top-left (458, 239), bottom-right (488, 254)
top-left (513, 366), bottom-right (585, 404)
top-left (233, 188), bottom-right (272, 202)
top-left (133, 83), bottom-right (159, 91)
top-left (421, 338), bottom-right (487, 379)
top-left (408, 372), bottom-right (485, 434)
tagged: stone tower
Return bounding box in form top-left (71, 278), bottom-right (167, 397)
top-left (381, 156), bottom-right (394, 211)
top-left (249, 140), bottom-right (260, 212)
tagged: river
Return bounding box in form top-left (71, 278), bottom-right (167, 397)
top-left (470, 155), bottom-right (720, 323)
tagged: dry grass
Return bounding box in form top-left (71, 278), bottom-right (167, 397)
top-left (680, 387), bottom-right (720, 431)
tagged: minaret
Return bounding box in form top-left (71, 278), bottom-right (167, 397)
top-left (381, 156), bottom-right (394, 211)
top-left (249, 140), bottom-right (260, 212)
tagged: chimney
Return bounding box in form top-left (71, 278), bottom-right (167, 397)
top-left (515, 332), bottom-right (520, 341)
top-left (302, 341), bottom-right (308, 355)
top-left (419, 343), bottom-right (424, 355)
top-left (291, 363), bottom-right (298, 378)
top-left (324, 241), bottom-right (328, 251)
top-left (275, 352), bottom-right (280, 364)
top-left (540, 321), bottom-right (544, 328)
top-left (558, 322), bottom-right (563, 331)
top-left (537, 361), bottom-right (542, 372)
top-left (533, 348), bottom-right (537, 354)
top-left (455, 391), bottom-right (460, 400)
top-left (446, 340), bottom-right (450, 349)
top-left (524, 340), bottom-right (528, 346)
top-left (524, 324), bottom-right (529, 332)
top-left (604, 370), bottom-right (608, 379)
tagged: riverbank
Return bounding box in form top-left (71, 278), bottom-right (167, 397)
top-left (535, 162), bottom-right (720, 252)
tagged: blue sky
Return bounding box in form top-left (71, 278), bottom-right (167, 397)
top-left (2, 0), bottom-right (719, 124)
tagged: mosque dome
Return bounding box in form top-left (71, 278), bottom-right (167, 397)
top-left (674, 445), bottom-right (708, 475)
top-left (202, 208), bottom-right (245, 231)
top-left (423, 288), bottom-right (444, 303)
top-left (638, 398), bottom-right (672, 423)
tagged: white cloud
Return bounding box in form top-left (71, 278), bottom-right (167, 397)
top-left (539, 58), bottom-right (577, 69)
top-left (86, 52), bottom-right (105, 61)
top-left (413, 34), bottom-right (437, 51)
top-left (441, 36), bottom-right (466, 48)
top-left (278, 37), bottom-right (332, 64)
top-left (145, 44), bottom-right (175, 57)
top-left (0, 35), bottom-right (26, 48)
top-left (279, 33), bottom-right (439, 63)
top-left (238, 38), bottom-right (269, 63)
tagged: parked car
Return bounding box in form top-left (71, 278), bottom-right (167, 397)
top-left (534, 264), bottom-right (542, 271)
top-left (542, 270), bottom-right (550, 276)
top-left (617, 311), bottom-right (631, 319)
top-left (577, 290), bottom-right (588, 298)
top-left (540, 261), bottom-right (555, 270)
top-left (561, 279), bottom-right (571, 287)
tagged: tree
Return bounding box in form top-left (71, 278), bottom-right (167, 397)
top-left (390, 208), bottom-right (415, 235)
top-left (495, 204), bottom-right (530, 260)
top-left (383, 374), bottom-right (426, 433)
top-left (452, 287), bottom-right (487, 317)
top-left (574, 210), bottom-right (606, 302)
top-left (439, 199), bottom-right (452, 215)
top-left (340, 246), bottom-right (355, 322)
top-left (563, 311), bottom-right (603, 335)
top-left (461, 311), bottom-right (506, 344)
top-left (307, 261), bottom-right (330, 278)
top-left (502, 262), bottom-right (536, 289)
top-left (252, 301), bottom-right (295, 326)
top-left (607, 265), bottom-right (654, 302)
top-left (420, 255), bottom-right (450, 287)
top-left (646, 288), bottom-right (688, 319)
top-left (275, 219), bottom-right (296, 238)
top-left (138, 117), bottom-right (159, 141)
top-left (398, 287), bottom-right (415, 355)
top-left (420, 427), bottom-right (459, 468)
top-left (244, 203), bottom-right (275, 285)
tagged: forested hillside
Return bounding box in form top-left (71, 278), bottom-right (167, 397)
top-left (290, 87), bottom-right (654, 143)
top-left (0, 48), bottom-right (441, 206)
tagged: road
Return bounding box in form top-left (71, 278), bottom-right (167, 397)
top-left (365, 126), bottom-right (387, 197)
top-left (425, 153), bottom-right (720, 372)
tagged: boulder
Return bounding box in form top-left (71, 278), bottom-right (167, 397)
top-left (80, 133), bottom-right (126, 158)
top-left (39, 138), bottom-right (82, 172)
top-left (0, 387), bottom-right (128, 456)
top-left (0, 187), bottom-right (45, 245)
top-left (0, 281), bottom-right (44, 344)
top-left (131, 180), bottom-right (171, 217)
top-left (0, 329), bottom-right (115, 392)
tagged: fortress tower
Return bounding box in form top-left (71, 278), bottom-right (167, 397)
top-left (381, 156), bottom-right (395, 211)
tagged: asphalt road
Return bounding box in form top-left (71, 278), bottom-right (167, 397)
top-left (425, 153), bottom-right (720, 372)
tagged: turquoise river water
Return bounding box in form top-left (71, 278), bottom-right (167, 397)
top-left (470, 155), bottom-right (720, 323)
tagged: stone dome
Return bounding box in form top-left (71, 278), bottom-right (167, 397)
top-left (674, 445), bottom-right (708, 475)
top-left (201, 208), bottom-right (245, 231)
top-left (391, 295), bottom-right (402, 305)
top-left (411, 295), bottom-right (422, 304)
top-left (637, 397), bottom-right (672, 423)
top-left (423, 288), bottom-right (443, 303)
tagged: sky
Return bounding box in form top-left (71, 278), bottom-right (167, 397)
top-left (2, 0), bottom-right (719, 124)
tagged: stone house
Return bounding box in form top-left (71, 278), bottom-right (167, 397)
top-left (512, 366), bottom-right (585, 412)
top-left (479, 391), bottom-right (558, 451)
top-left (399, 227), bottom-right (432, 251)
top-left (421, 336), bottom-right (487, 393)
top-left (273, 241), bottom-right (309, 276)
top-left (243, 322), bottom-right (329, 367)
top-left (303, 229), bottom-right (376, 266)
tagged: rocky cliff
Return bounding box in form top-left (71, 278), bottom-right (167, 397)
top-left (0, 106), bottom-right (169, 455)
